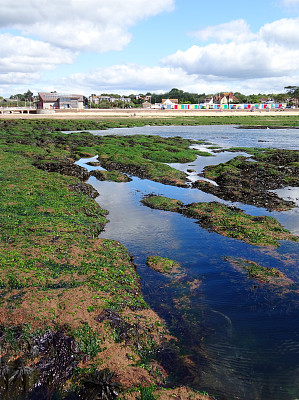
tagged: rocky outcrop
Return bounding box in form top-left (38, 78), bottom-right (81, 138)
top-left (69, 182), bottom-right (99, 198)
top-left (91, 169), bottom-right (132, 182)
top-left (34, 159), bottom-right (90, 181)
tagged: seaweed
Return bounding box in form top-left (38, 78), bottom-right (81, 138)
top-left (69, 183), bottom-right (99, 198)
top-left (141, 196), bottom-right (298, 246)
top-left (91, 169), bottom-right (132, 183)
top-left (146, 256), bottom-right (181, 275)
top-left (33, 159), bottom-right (90, 181)
top-left (195, 149), bottom-right (299, 211)
top-left (78, 369), bottom-right (121, 400)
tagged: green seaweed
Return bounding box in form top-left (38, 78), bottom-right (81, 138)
top-left (141, 196), bottom-right (298, 246)
top-left (146, 256), bottom-right (181, 274)
top-left (225, 257), bottom-right (294, 286)
top-left (194, 149), bottom-right (299, 211)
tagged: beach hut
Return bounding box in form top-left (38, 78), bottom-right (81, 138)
top-left (162, 99), bottom-right (176, 109)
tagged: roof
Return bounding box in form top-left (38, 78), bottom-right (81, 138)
top-left (213, 93), bottom-right (238, 102)
top-left (38, 92), bottom-right (83, 102)
top-left (162, 98), bottom-right (179, 104)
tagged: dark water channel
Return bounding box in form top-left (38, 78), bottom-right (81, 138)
top-left (76, 126), bottom-right (299, 400)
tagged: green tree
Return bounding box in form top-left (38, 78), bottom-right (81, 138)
top-left (24, 90), bottom-right (33, 100)
top-left (272, 93), bottom-right (288, 102)
top-left (124, 101), bottom-right (136, 108)
top-left (247, 94), bottom-right (259, 103)
top-left (97, 100), bottom-right (112, 109)
top-left (234, 92), bottom-right (247, 103)
top-left (113, 100), bottom-right (124, 108)
top-left (285, 86), bottom-right (299, 100)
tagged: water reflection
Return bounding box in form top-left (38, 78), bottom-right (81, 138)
top-left (76, 126), bottom-right (299, 400)
top-left (89, 177), bottom-right (183, 252)
top-left (167, 149), bottom-right (249, 184)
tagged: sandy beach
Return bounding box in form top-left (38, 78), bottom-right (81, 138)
top-left (1, 108), bottom-right (299, 119)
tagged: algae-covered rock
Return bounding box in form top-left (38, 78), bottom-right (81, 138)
top-left (146, 256), bottom-right (181, 275)
top-left (225, 257), bottom-right (294, 286)
top-left (141, 195), bottom-right (183, 212)
top-left (34, 159), bottom-right (90, 181)
top-left (69, 182), bottom-right (99, 198)
top-left (91, 169), bottom-right (132, 182)
top-left (197, 149), bottom-right (299, 211)
top-left (141, 195), bottom-right (298, 247)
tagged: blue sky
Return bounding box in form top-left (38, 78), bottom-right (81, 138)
top-left (0, 0), bottom-right (299, 97)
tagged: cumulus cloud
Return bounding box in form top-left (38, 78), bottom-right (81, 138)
top-left (0, 72), bottom-right (39, 86)
top-left (163, 18), bottom-right (299, 81)
top-left (0, 1), bottom-right (175, 89)
top-left (259, 17), bottom-right (299, 48)
top-left (55, 62), bottom-right (299, 96)
top-left (190, 19), bottom-right (256, 43)
top-left (0, 0), bottom-right (175, 52)
top-left (1, 1), bottom-right (297, 96)
top-left (0, 33), bottom-right (75, 85)
top-left (163, 42), bottom-right (299, 79)
top-left (63, 64), bottom-right (199, 93)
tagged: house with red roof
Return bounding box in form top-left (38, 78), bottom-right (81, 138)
top-left (213, 92), bottom-right (239, 104)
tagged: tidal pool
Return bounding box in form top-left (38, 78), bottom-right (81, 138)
top-left (77, 126), bottom-right (299, 400)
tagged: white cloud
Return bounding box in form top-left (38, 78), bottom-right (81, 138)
top-left (190, 19), bottom-right (256, 43)
top-left (53, 62), bottom-right (299, 96)
top-left (0, 72), bottom-right (39, 86)
top-left (63, 64), bottom-right (199, 93)
top-left (163, 18), bottom-right (299, 81)
top-left (0, 0), bottom-right (175, 52)
top-left (163, 41), bottom-right (299, 79)
top-left (0, 34), bottom-right (75, 85)
top-left (259, 17), bottom-right (299, 48)
top-left (1, 2), bottom-right (297, 96)
top-left (0, 1), bottom-right (176, 90)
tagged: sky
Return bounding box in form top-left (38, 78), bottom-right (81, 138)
top-left (1, 0), bottom-right (299, 97)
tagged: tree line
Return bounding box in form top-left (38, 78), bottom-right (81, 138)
top-left (145, 87), bottom-right (299, 104)
top-left (1, 87), bottom-right (298, 108)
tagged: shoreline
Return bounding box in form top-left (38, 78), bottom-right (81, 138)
top-left (1, 107), bottom-right (299, 119)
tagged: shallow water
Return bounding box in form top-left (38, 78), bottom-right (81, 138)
top-left (89, 124), bottom-right (299, 150)
top-left (77, 126), bottom-right (299, 400)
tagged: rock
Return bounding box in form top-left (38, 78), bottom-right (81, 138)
top-left (91, 169), bottom-right (132, 182)
top-left (34, 159), bottom-right (90, 181)
top-left (69, 183), bottom-right (99, 198)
